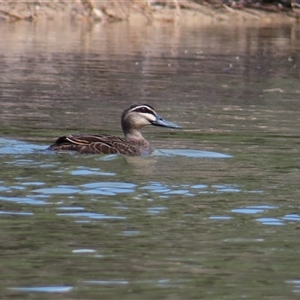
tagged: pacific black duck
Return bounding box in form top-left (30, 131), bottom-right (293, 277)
top-left (47, 103), bottom-right (181, 156)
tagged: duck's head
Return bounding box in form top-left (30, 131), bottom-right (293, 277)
top-left (121, 103), bottom-right (181, 133)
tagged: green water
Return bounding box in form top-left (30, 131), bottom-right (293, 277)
top-left (0, 20), bottom-right (300, 299)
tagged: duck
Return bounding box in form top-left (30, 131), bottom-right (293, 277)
top-left (47, 103), bottom-right (181, 156)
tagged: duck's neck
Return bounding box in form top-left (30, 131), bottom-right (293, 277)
top-left (124, 129), bottom-right (154, 155)
top-left (125, 129), bottom-right (147, 143)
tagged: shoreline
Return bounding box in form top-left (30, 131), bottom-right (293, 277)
top-left (0, 1), bottom-right (298, 24)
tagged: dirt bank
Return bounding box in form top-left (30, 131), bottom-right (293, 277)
top-left (0, 0), bottom-right (299, 23)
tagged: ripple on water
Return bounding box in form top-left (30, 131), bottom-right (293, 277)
top-left (232, 205), bottom-right (277, 214)
top-left (9, 185), bottom-right (26, 190)
top-left (139, 182), bottom-right (256, 197)
top-left (286, 280), bottom-right (300, 294)
top-left (33, 187), bottom-right (81, 194)
top-left (191, 184), bottom-right (207, 189)
top-left (0, 196), bottom-right (47, 205)
top-left (212, 184), bottom-right (241, 193)
top-left (83, 280), bottom-right (129, 285)
top-left (57, 212), bottom-right (126, 220)
top-left (80, 189), bottom-right (116, 196)
top-left (282, 214), bottom-right (300, 221)
top-left (209, 215), bottom-right (232, 220)
top-left (123, 230), bottom-right (140, 236)
top-left (72, 249), bottom-right (96, 254)
top-left (0, 211), bottom-right (33, 216)
top-left (57, 206), bottom-right (85, 211)
top-left (8, 286), bottom-right (73, 293)
top-left (21, 182), bottom-right (45, 186)
top-left (19, 180), bottom-right (263, 203)
top-left (140, 182), bottom-right (170, 193)
top-left (164, 190), bottom-right (191, 195)
top-left (81, 182), bottom-right (136, 189)
top-left (83, 278), bottom-right (184, 288)
top-left (80, 182), bottom-right (136, 195)
top-left (71, 166), bottom-right (115, 176)
top-left (147, 206), bottom-right (167, 214)
top-left (0, 139), bottom-right (231, 159)
top-left (230, 205), bottom-right (284, 226)
top-left (256, 218), bottom-right (284, 226)
top-left (156, 149), bottom-right (232, 158)
top-left (0, 138), bottom-right (46, 155)
top-left (0, 186), bottom-right (10, 192)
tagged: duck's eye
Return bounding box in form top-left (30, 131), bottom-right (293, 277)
top-left (133, 106), bottom-right (155, 115)
top-left (136, 107), bottom-right (149, 113)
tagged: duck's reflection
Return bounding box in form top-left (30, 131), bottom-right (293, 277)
top-left (124, 155), bottom-right (158, 176)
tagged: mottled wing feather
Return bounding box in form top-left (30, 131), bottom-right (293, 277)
top-left (66, 134), bottom-right (112, 145)
top-left (108, 140), bottom-right (142, 156)
top-left (48, 134), bottom-right (145, 155)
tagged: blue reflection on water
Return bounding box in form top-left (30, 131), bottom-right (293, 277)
top-left (0, 138), bottom-right (46, 154)
top-left (147, 206), bottom-right (167, 214)
top-left (286, 280), bottom-right (300, 294)
top-left (80, 182), bottom-right (136, 195)
top-left (83, 280), bottom-right (128, 285)
top-left (8, 286), bottom-right (73, 293)
top-left (33, 187), bottom-right (81, 194)
top-left (57, 206), bottom-right (85, 211)
top-left (57, 212), bottom-right (126, 220)
top-left (72, 249), bottom-right (96, 253)
top-left (71, 167), bottom-right (115, 176)
top-left (256, 218), bottom-right (284, 226)
top-left (282, 214), bottom-right (300, 221)
top-left (165, 189), bottom-right (190, 195)
top-left (21, 182), bottom-right (45, 186)
top-left (209, 216), bottom-right (232, 220)
top-left (81, 182), bottom-right (136, 189)
top-left (230, 205), bottom-right (286, 226)
top-left (123, 230), bottom-right (140, 236)
top-left (0, 211), bottom-right (33, 216)
top-left (0, 138), bottom-right (231, 159)
top-left (140, 182), bottom-right (170, 193)
top-left (213, 184), bottom-right (241, 192)
top-left (0, 196), bottom-right (47, 205)
top-left (156, 149), bottom-right (232, 158)
top-left (83, 278), bottom-right (184, 288)
top-left (232, 205), bottom-right (276, 214)
top-left (139, 182), bottom-right (260, 197)
top-left (191, 184), bottom-right (207, 189)
top-left (0, 186), bottom-right (9, 192)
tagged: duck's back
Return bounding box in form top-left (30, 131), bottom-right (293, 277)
top-left (48, 134), bottom-right (152, 155)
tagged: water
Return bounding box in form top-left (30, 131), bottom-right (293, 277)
top-left (1, 19), bottom-right (300, 299)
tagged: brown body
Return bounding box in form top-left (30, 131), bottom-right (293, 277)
top-left (48, 103), bottom-right (180, 156)
top-left (49, 134), bottom-right (153, 156)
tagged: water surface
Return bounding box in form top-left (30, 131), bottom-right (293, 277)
top-left (1, 20), bottom-right (300, 299)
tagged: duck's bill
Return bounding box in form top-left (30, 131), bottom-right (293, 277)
top-left (152, 115), bottom-right (181, 129)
